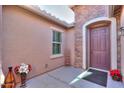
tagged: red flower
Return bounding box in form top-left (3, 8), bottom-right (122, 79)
top-left (110, 69), bottom-right (122, 81)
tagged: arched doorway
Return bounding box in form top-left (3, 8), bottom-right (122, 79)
top-left (82, 17), bottom-right (117, 71)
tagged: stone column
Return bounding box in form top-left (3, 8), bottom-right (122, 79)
top-left (121, 36), bottom-right (124, 82)
top-left (120, 6), bottom-right (124, 82)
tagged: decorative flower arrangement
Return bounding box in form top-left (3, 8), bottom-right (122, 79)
top-left (110, 69), bottom-right (122, 81)
top-left (14, 63), bottom-right (32, 87)
top-left (14, 63), bottom-right (32, 75)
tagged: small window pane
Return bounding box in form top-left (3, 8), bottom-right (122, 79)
top-left (53, 31), bottom-right (56, 42)
top-left (52, 43), bottom-right (61, 54)
top-left (57, 32), bottom-right (61, 42)
top-left (53, 31), bottom-right (61, 42)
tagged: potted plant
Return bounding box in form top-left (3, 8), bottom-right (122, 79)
top-left (110, 69), bottom-right (122, 81)
top-left (14, 63), bottom-right (32, 87)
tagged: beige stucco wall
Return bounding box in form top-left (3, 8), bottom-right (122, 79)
top-left (2, 6), bottom-right (67, 82)
top-left (65, 28), bottom-right (75, 66)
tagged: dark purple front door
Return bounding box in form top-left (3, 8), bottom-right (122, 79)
top-left (90, 26), bottom-right (110, 70)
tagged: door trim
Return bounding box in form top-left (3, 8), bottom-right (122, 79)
top-left (82, 17), bottom-right (117, 70)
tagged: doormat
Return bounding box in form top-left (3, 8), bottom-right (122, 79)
top-left (82, 69), bottom-right (108, 87)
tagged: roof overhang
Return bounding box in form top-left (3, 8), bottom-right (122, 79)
top-left (19, 5), bottom-right (74, 28)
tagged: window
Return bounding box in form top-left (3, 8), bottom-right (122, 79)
top-left (52, 30), bottom-right (62, 55)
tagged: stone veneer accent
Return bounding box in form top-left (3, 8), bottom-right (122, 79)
top-left (72, 5), bottom-right (109, 68)
top-left (116, 15), bottom-right (121, 70)
top-left (113, 7), bottom-right (122, 70)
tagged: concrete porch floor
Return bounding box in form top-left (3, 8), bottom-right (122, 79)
top-left (25, 66), bottom-right (124, 88)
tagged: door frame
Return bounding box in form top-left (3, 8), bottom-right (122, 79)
top-left (82, 17), bottom-right (117, 70)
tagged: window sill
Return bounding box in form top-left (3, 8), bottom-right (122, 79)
top-left (50, 54), bottom-right (64, 59)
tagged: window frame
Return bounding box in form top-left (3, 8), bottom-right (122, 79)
top-left (50, 27), bottom-right (64, 58)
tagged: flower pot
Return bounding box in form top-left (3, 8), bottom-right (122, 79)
top-left (112, 75), bottom-right (121, 81)
top-left (20, 73), bottom-right (27, 88)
